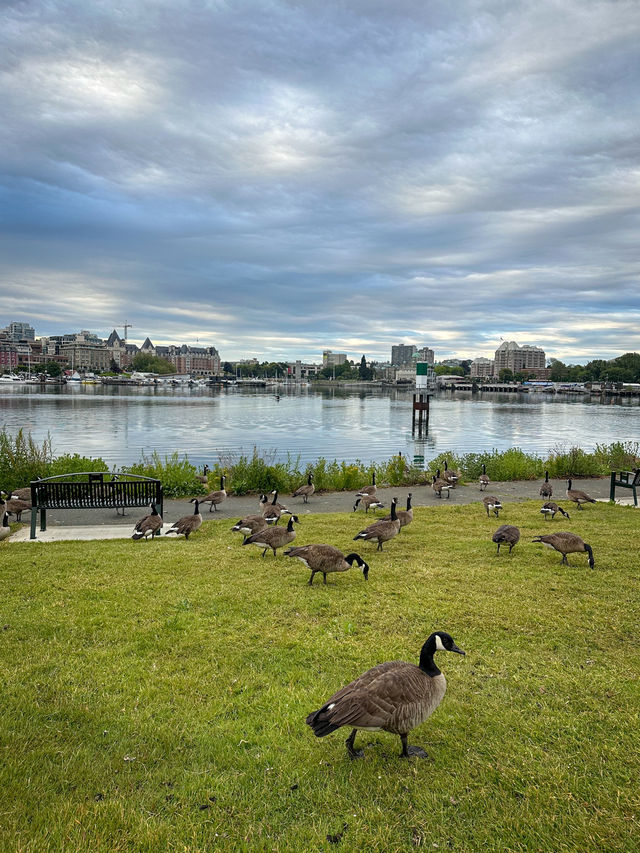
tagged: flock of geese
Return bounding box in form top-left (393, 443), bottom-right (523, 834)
top-left (1, 463), bottom-right (604, 760)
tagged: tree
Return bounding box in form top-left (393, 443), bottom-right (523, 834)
top-left (44, 361), bottom-right (62, 377)
top-left (358, 355), bottom-right (373, 381)
top-left (131, 353), bottom-right (175, 374)
top-left (499, 368), bottom-right (514, 382)
top-left (222, 361), bottom-right (234, 375)
top-left (435, 365), bottom-right (463, 376)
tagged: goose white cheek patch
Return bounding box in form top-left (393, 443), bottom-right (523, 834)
top-left (435, 635), bottom-right (446, 651)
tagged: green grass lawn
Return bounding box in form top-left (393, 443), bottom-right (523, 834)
top-left (2, 500), bottom-right (639, 852)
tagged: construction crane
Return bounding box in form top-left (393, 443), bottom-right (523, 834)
top-left (122, 322), bottom-right (133, 341)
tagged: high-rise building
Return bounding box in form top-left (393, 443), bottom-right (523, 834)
top-left (322, 350), bottom-right (347, 367)
top-left (2, 321), bottom-right (35, 341)
top-left (391, 344), bottom-right (416, 366)
top-left (416, 346), bottom-right (435, 364)
top-left (493, 341), bottom-right (545, 376)
top-left (470, 357), bottom-right (494, 378)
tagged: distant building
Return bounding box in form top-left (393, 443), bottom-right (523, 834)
top-left (287, 361), bottom-right (319, 380)
top-left (493, 341), bottom-right (545, 376)
top-left (470, 357), bottom-right (494, 378)
top-left (416, 346), bottom-right (435, 364)
top-left (2, 321), bottom-right (35, 341)
top-left (322, 350), bottom-right (347, 368)
top-left (391, 344), bottom-right (416, 366)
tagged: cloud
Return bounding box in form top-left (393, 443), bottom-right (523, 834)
top-left (1, 0), bottom-right (639, 363)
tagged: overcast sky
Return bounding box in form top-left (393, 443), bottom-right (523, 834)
top-left (1, 0), bottom-right (639, 364)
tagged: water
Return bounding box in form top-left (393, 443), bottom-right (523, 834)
top-left (1, 384), bottom-right (638, 467)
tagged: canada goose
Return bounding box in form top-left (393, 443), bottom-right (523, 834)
top-left (132, 504), bottom-right (163, 540)
top-left (353, 498), bottom-right (400, 551)
top-left (259, 493), bottom-right (289, 525)
top-left (165, 499), bottom-right (202, 540)
top-left (441, 460), bottom-right (459, 485)
top-left (201, 475), bottom-right (227, 512)
top-left (306, 630), bottom-right (465, 759)
top-left (566, 479), bottom-right (597, 510)
top-left (9, 486), bottom-right (31, 502)
top-left (292, 473), bottom-right (315, 503)
top-left (539, 470), bottom-right (553, 498)
top-left (285, 544), bottom-right (370, 585)
top-left (230, 514), bottom-right (268, 542)
top-left (482, 496), bottom-right (502, 518)
top-left (540, 501), bottom-right (570, 521)
top-left (269, 490), bottom-right (289, 512)
top-left (431, 472), bottom-right (452, 499)
top-left (5, 497), bottom-right (30, 522)
top-left (532, 531), bottom-right (595, 568)
top-left (196, 465), bottom-right (210, 485)
top-left (492, 524), bottom-right (520, 555)
top-left (355, 471), bottom-right (377, 497)
top-left (479, 464), bottom-right (490, 491)
top-left (0, 511), bottom-right (11, 541)
top-left (382, 493), bottom-right (413, 528)
top-left (242, 514), bottom-right (299, 557)
top-left (353, 495), bottom-right (385, 514)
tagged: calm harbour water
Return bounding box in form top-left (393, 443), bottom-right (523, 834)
top-left (1, 384), bottom-right (638, 468)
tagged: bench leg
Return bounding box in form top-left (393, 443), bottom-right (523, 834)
top-left (30, 507), bottom-right (37, 540)
top-left (40, 508), bottom-right (47, 532)
top-left (633, 487), bottom-right (638, 507)
top-left (609, 471), bottom-right (616, 502)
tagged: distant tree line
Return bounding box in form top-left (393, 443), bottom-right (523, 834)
top-left (548, 352), bottom-right (640, 384)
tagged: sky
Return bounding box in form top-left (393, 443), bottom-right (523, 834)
top-left (1, 0), bottom-right (639, 365)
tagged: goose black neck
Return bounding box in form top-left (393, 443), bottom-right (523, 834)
top-left (193, 500), bottom-right (199, 514)
top-left (418, 635), bottom-right (441, 677)
top-left (271, 492), bottom-right (278, 505)
top-left (287, 516), bottom-right (295, 531)
top-left (406, 495), bottom-right (412, 511)
top-left (2, 512), bottom-right (8, 527)
top-left (390, 500), bottom-right (397, 521)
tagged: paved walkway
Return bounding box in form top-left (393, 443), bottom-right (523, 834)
top-left (5, 477), bottom-right (633, 543)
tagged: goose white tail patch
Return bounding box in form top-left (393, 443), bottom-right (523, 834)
top-left (435, 634), bottom-right (446, 651)
top-left (327, 703), bottom-right (335, 710)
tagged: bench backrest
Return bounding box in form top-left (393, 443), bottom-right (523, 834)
top-left (614, 469), bottom-right (640, 487)
top-left (31, 473), bottom-right (163, 509)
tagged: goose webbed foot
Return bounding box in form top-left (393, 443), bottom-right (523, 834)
top-left (400, 735), bottom-right (428, 759)
top-left (345, 729), bottom-right (364, 759)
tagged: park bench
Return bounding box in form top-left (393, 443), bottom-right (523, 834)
top-left (609, 469), bottom-right (640, 506)
top-left (29, 472), bottom-right (163, 539)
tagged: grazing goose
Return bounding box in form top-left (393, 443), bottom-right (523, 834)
top-left (132, 504), bottom-right (163, 540)
top-left (201, 475), bottom-right (227, 512)
top-left (242, 514), bottom-right (299, 557)
top-left (292, 473), bottom-right (315, 504)
top-left (165, 499), bottom-right (202, 540)
top-left (492, 524), bottom-right (520, 555)
top-left (482, 496), bottom-right (502, 518)
top-left (431, 472), bottom-right (452, 499)
top-left (566, 479), bottom-right (597, 510)
top-left (382, 493), bottom-right (413, 528)
top-left (353, 495), bottom-right (385, 514)
top-left (539, 471), bottom-right (553, 498)
top-left (532, 531), bottom-right (595, 568)
top-left (540, 501), bottom-right (570, 521)
top-left (196, 465), bottom-right (210, 485)
top-left (285, 544), bottom-right (370, 585)
top-left (0, 511), bottom-right (11, 541)
top-left (355, 471), bottom-right (377, 497)
top-left (230, 514), bottom-right (268, 542)
top-left (479, 464), bottom-right (490, 492)
top-left (353, 498), bottom-right (400, 551)
top-left (306, 630), bottom-right (465, 759)
top-left (10, 486), bottom-right (32, 502)
top-left (5, 497), bottom-right (30, 522)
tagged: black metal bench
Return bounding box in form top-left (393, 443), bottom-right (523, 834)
top-left (29, 472), bottom-right (163, 539)
top-left (609, 469), bottom-right (640, 506)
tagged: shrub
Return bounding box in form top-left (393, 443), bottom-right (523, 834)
top-left (123, 451), bottom-right (203, 498)
top-left (546, 445), bottom-right (603, 478)
top-left (0, 429), bottom-right (51, 493)
top-left (48, 454), bottom-right (110, 478)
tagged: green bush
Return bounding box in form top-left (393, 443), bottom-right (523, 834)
top-left (123, 451), bottom-right (204, 498)
top-left (0, 429), bottom-right (51, 493)
top-left (48, 454), bottom-right (110, 478)
top-left (546, 445), bottom-right (604, 478)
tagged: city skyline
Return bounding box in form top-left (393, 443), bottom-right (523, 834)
top-left (2, 2), bottom-right (639, 363)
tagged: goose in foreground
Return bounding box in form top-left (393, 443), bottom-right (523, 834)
top-left (132, 504), bottom-right (163, 540)
top-left (5, 497), bottom-right (30, 522)
top-left (532, 531), bottom-right (595, 568)
top-left (0, 511), bottom-right (11, 541)
top-left (230, 514), bottom-right (268, 542)
top-left (479, 464), bottom-right (490, 491)
top-left (566, 479), bottom-right (597, 510)
top-left (353, 498), bottom-right (400, 551)
top-left (353, 495), bottom-right (385, 514)
top-left (242, 514), bottom-right (299, 557)
top-left (482, 496), bottom-right (502, 518)
top-left (492, 524), bottom-right (520, 555)
top-left (292, 473), bottom-right (315, 504)
top-left (539, 471), bottom-right (553, 498)
top-left (9, 486), bottom-right (32, 502)
top-left (285, 544), bottom-right (370, 585)
top-left (355, 471), bottom-right (377, 497)
top-left (306, 630), bottom-right (465, 759)
top-left (540, 501), bottom-right (570, 521)
top-left (165, 499), bottom-right (202, 540)
top-left (196, 465), bottom-right (210, 485)
top-left (200, 475), bottom-right (227, 512)
top-left (382, 493), bottom-right (413, 528)
top-left (431, 472), bottom-right (452, 499)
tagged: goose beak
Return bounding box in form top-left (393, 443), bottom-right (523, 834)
top-left (450, 644), bottom-right (466, 655)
